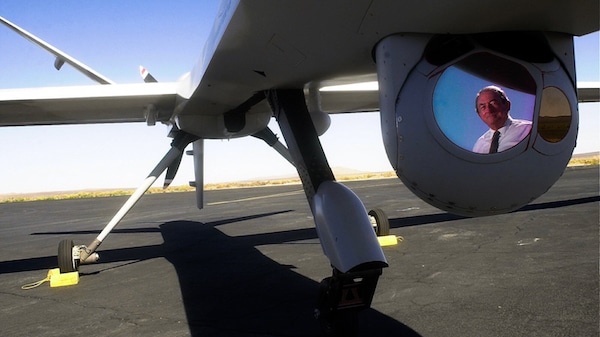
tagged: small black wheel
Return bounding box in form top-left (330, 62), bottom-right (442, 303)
top-left (368, 208), bottom-right (390, 236)
top-left (58, 239), bottom-right (76, 273)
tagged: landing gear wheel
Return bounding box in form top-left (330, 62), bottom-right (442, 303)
top-left (58, 239), bottom-right (77, 273)
top-left (369, 208), bottom-right (390, 236)
top-left (316, 277), bottom-right (359, 337)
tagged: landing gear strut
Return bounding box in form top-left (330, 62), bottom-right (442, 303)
top-left (267, 89), bottom-right (387, 336)
top-left (57, 131), bottom-right (198, 272)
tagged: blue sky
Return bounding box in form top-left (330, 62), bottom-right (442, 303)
top-left (0, 1), bottom-right (598, 194)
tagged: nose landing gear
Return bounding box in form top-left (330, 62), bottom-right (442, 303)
top-left (57, 239), bottom-right (99, 273)
top-left (55, 131), bottom-right (198, 274)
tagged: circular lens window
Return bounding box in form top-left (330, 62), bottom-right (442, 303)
top-left (433, 53), bottom-right (536, 153)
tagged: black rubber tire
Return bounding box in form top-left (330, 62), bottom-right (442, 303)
top-left (58, 239), bottom-right (76, 273)
top-left (368, 208), bottom-right (390, 236)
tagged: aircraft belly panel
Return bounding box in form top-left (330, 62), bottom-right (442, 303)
top-left (180, 0), bottom-right (599, 117)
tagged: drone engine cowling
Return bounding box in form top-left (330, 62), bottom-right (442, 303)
top-left (376, 32), bottom-right (578, 217)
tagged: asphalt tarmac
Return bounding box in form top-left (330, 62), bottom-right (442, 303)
top-left (1, 166), bottom-right (598, 337)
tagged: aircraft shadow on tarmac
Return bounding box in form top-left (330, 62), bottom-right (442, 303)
top-left (4, 195), bottom-right (597, 335)
top-left (3, 210), bottom-right (422, 336)
top-left (159, 219), bottom-right (422, 336)
top-left (388, 195), bottom-right (600, 229)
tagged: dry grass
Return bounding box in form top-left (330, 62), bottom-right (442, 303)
top-left (0, 172), bottom-right (397, 203)
top-left (568, 156), bottom-right (599, 166)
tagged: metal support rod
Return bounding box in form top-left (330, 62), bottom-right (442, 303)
top-left (80, 132), bottom-right (198, 261)
top-left (192, 139), bottom-right (204, 210)
top-left (266, 89), bottom-right (334, 207)
top-left (251, 127), bottom-right (295, 166)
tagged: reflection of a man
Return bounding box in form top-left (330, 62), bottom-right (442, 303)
top-left (472, 86), bottom-right (532, 154)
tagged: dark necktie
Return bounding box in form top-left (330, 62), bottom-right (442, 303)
top-left (489, 131), bottom-right (500, 154)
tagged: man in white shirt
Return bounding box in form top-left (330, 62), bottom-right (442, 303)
top-left (472, 86), bottom-right (532, 154)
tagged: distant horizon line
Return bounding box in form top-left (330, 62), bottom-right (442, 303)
top-left (1, 153), bottom-right (598, 202)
